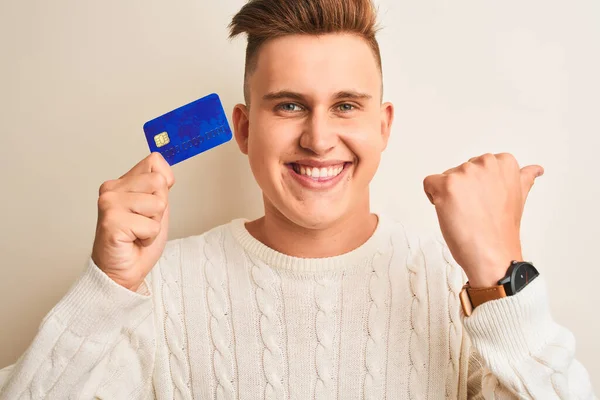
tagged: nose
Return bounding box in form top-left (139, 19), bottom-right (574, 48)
top-left (299, 108), bottom-right (337, 155)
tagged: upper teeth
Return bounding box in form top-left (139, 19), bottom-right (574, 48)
top-left (293, 164), bottom-right (344, 179)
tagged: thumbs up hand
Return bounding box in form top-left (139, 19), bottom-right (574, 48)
top-left (423, 153), bottom-right (544, 288)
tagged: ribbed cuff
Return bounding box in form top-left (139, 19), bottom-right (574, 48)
top-left (462, 275), bottom-right (558, 364)
top-left (43, 258), bottom-right (153, 337)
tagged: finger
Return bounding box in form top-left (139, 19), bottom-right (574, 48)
top-left (520, 164), bottom-right (544, 196)
top-left (156, 203), bottom-right (170, 245)
top-left (120, 152), bottom-right (175, 189)
top-left (423, 174), bottom-right (446, 205)
top-left (119, 192), bottom-right (167, 221)
top-left (442, 166), bottom-right (460, 175)
top-left (495, 152), bottom-right (518, 165)
top-left (104, 210), bottom-right (162, 247)
top-left (107, 172), bottom-right (170, 201)
top-left (444, 162), bottom-right (476, 175)
top-left (469, 153), bottom-right (496, 166)
top-left (120, 212), bottom-right (163, 247)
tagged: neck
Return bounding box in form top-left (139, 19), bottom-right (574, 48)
top-left (245, 197), bottom-right (378, 259)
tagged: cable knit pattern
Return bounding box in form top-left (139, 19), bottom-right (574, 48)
top-left (313, 275), bottom-right (337, 400)
top-left (203, 230), bottom-right (236, 400)
top-left (439, 239), bottom-right (464, 399)
top-left (363, 247), bottom-right (392, 400)
top-left (405, 236), bottom-right (430, 399)
top-left (0, 214), bottom-right (595, 400)
top-left (160, 241), bottom-right (193, 400)
top-left (249, 255), bottom-right (287, 400)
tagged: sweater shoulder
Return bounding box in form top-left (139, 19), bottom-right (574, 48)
top-left (385, 216), bottom-right (465, 289)
top-left (144, 219), bottom-right (239, 285)
top-left (416, 228), bottom-right (465, 295)
top-left (172, 218), bottom-right (237, 251)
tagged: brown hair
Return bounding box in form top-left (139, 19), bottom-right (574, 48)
top-left (228, 0), bottom-right (382, 103)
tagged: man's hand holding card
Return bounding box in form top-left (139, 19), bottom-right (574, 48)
top-left (91, 94), bottom-right (232, 291)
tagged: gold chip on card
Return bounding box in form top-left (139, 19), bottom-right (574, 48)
top-left (154, 132), bottom-right (170, 148)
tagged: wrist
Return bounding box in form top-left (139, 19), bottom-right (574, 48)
top-left (466, 266), bottom-right (510, 288)
top-left (465, 253), bottom-right (523, 289)
top-left (112, 277), bottom-right (142, 293)
top-left (468, 276), bottom-right (502, 288)
top-left (90, 257), bottom-right (145, 293)
top-left (101, 270), bottom-right (143, 293)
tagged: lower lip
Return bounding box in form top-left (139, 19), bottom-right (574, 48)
top-left (286, 163), bottom-right (351, 190)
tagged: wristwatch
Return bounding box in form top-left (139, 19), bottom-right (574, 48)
top-left (459, 261), bottom-right (539, 316)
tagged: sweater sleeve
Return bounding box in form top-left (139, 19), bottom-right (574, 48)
top-left (0, 259), bottom-right (156, 399)
top-left (462, 275), bottom-right (597, 399)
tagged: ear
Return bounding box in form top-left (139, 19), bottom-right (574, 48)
top-left (232, 103), bottom-right (250, 155)
top-left (380, 102), bottom-right (394, 151)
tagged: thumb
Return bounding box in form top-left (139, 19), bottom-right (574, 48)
top-left (520, 164), bottom-right (544, 196)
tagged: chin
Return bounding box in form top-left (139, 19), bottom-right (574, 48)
top-left (282, 203), bottom-right (348, 230)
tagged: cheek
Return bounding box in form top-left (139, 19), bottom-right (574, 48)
top-left (248, 114), bottom-right (299, 160)
top-left (338, 119), bottom-right (384, 186)
top-left (247, 130), bottom-right (269, 179)
top-left (339, 119), bottom-right (384, 161)
top-left (246, 116), bottom-right (294, 185)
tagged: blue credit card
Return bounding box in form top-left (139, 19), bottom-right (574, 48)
top-left (143, 93), bottom-right (232, 166)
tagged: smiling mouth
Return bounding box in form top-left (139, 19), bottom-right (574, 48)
top-left (286, 162), bottom-right (351, 181)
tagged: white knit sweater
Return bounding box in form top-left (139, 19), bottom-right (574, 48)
top-left (0, 214), bottom-right (596, 399)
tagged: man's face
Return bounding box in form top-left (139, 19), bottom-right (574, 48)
top-left (233, 33), bottom-right (393, 229)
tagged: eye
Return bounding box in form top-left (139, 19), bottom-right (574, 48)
top-left (277, 103), bottom-right (304, 112)
top-left (336, 103), bottom-right (356, 112)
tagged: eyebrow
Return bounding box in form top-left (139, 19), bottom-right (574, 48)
top-left (332, 91), bottom-right (372, 100)
top-left (262, 90), bottom-right (372, 102)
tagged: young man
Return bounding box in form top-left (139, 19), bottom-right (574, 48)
top-left (0, 0), bottom-right (596, 398)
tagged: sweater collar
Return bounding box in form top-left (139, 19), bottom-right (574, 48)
top-left (229, 213), bottom-right (390, 273)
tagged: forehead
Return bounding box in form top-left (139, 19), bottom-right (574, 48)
top-left (249, 33), bottom-right (381, 99)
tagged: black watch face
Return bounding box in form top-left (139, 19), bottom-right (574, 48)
top-left (513, 263), bottom-right (539, 293)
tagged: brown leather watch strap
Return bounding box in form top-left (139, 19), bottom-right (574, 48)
top-left (466, 284), bottom-right (507, 308)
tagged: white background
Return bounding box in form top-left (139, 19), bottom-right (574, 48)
top-left (0, 0), bottom-right (598, 388)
